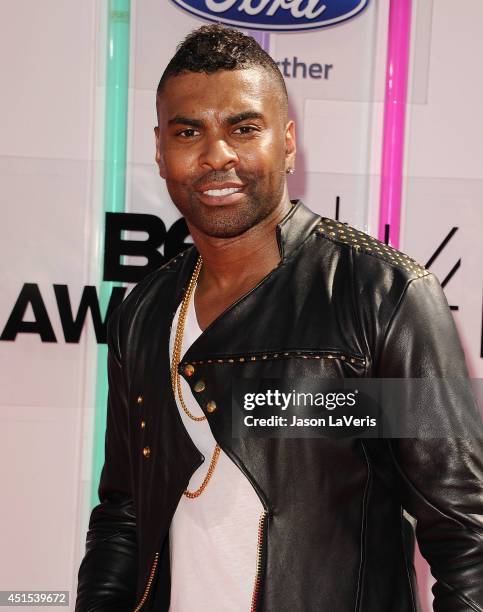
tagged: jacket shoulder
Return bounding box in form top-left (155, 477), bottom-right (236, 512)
top-left (124, 246), bottom-right (192, 306)
top-left (107, 246), bottom-right (194, 349)
top-left (314, 216), bottom-right (427, 280)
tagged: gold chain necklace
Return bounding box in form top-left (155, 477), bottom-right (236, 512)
top-left (171, 255), bottom-right (205, 422)
top-left (171, 254), bottom-right (221, 498)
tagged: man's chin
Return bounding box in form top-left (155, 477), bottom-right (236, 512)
top-left (195, 222), bottom-right (255, 239)
top-left (189, 202), bottom-right (268, 239)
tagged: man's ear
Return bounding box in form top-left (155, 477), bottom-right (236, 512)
top-left (154, 126), bottom-right (166, 178)
top-left (284, 119), bottom-right (296, 172)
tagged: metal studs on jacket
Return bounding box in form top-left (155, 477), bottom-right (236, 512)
top-left (315, 217), bottom-right (427, 278)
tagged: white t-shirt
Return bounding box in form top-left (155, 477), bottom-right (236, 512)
top-left (168, 290), bottom-right (264, 612)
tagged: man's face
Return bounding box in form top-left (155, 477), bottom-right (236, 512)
top-left (155, 67), bottom-right (296, 238)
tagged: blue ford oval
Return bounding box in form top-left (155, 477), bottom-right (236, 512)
top-left (170, 0), bottom-right (370, 32)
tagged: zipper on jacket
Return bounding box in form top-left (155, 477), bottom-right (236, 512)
top-left (133, 552), bottom-right (159, 612)
top-left (250, 510), bottom-right (268, 612)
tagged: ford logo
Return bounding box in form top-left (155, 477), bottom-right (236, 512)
top-left (171, 0), bottom-right (370, 31)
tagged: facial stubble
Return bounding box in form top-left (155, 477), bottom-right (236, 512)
top-left (169, 168), bottom-right (286, 239)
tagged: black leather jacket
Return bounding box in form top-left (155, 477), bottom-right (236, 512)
top-left (76, 200), bottom-right (483, 612)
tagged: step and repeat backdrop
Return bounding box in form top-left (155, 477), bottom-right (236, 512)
top-left (0, 1), bottom-right (481, 609)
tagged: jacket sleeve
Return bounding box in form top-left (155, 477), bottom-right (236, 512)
top-left (75, 307), bottom-right (138, 611)
top-left (375, 272), bottom-right (483, 611)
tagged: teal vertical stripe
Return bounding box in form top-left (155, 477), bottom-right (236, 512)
top-left (91, 0), bottom-right (131, 507)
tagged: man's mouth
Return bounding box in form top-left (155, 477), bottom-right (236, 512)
top-left (196, 183), bottom-right (246, 206)
top-left (202, 187), bottom-right (243, 197)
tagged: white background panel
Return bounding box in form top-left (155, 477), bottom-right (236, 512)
top-left (0, 1), bottom-right (97, 161)
top-left (402, 0), bottom-right (483, 375)
top-left (403, 179), bottom-right (483, 377)
top-left (289, 172), bottom-right (381, 232)
top-left (0, 0), bottom-right (100, 606)
top-left (0, 416), bottom-right (79, 585)
top-left (130, 89), bottom-right (159, 166)
top-left (304, 99), bottom-right (373, 175)
top-left (132, 0), bottom-right (204, 91)
top-left (0, 158), bottom-right (91, 286)
top-left (406, 0), bottom-right (483, 179)
top-left (269, 1), bottom-right (378, 102)
top-left (0, 158), bottom-right (96, 406)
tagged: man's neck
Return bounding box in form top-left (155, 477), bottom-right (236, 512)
top-left (188, 198), bottom-right (293, 293)
top-left (185, 196), bottom-right (293, 331)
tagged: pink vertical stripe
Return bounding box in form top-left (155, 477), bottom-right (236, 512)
top-left (378, 0), bottom-right (412, 248)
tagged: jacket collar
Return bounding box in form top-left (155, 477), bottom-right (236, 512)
top-left (171, 200), bottom-right (320, 363)
top-left (275, 199), bottom-right (320, 262)
top-left (174, 199), bottom-right (320, 305)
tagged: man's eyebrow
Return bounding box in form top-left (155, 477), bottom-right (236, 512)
top-left (168, 115), bottom-right (204, 128)
top-left (227, 111), bottom-right (264, 125)
top-left (167, 111), bottom-right (264, 127)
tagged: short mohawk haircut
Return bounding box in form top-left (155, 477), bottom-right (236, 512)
top-left (156, 24), bottom-right (288, 113)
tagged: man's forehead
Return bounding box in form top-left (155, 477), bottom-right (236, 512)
top-left (157, 67), bottom-right (279, 117)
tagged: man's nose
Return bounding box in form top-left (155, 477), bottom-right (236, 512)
top-left (199, 136), bottom-right (238, 171)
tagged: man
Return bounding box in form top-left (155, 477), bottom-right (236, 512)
top-left (76, 25), bottom-right (483, 611)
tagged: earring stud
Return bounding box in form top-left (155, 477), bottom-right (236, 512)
top-left (286, 167), bottom-right (295, 175)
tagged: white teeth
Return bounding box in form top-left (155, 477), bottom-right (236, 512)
top-left (203, 187), bottom-right (241, 196)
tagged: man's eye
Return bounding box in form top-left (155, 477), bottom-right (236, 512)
top-left (177, 128), bottom-right (199, 138)
top-left (233, 125), bottom-right (258, 135)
